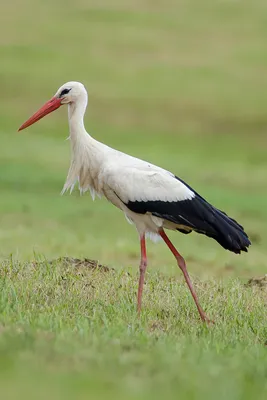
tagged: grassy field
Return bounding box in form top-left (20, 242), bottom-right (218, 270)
top-left (0, 0), bottom-right (267, 399)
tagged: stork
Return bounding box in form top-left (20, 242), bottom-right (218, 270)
top-left (18, 81), bottom-right (251, 323)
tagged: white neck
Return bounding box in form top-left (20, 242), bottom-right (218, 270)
top-left (62, 92), bottom-right (106, 196)
top-left (68, 92), bottom-right (89, 141)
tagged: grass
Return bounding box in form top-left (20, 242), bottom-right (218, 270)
top-left (0, 258), bottom-right (266, 399)
top-left (0, 0), bottom-right (267, 398)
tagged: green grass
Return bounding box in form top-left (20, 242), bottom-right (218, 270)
top-left (0, 259), bottom-right (267, 400)
top-left (0, 0), bottom-right (267, 398)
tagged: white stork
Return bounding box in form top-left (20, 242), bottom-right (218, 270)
top-left (18, 81), bottom-right (251, 323)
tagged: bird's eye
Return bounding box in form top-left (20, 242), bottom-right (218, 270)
top-left (60, 88), bottom-right (71, 97)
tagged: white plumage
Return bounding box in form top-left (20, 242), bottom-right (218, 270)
top-left (18, 81), bottom-right (251, 323)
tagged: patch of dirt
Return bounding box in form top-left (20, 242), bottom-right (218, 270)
top-left (245, 275), bottom-right (267, 289)
top-left (48, 257), bottom-right (111, 272)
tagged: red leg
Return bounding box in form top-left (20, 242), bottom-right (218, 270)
top-left (137, 235), bottom-right (147, 315)
top-left (159, 229), bottom-right (212, 323)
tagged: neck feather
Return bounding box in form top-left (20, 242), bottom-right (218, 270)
top-left (63, 93), bottom-right (106, 196)
top-left (68, 94), bottom-right (88, 140)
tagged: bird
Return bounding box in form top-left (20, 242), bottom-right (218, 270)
top-left (18, 81), bottom-right (251, 323)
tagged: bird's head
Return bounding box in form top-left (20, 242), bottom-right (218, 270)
top-left (55, 81), bottom-right (87, 105)
top-left (18, 81), bottom-right (87, 131)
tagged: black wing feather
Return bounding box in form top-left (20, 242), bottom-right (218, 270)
top-left (125, 176), bottom-right (251, 254)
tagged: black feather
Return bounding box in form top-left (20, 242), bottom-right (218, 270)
top-left (125, 176), bottom-right (251, 254)
top-left (177, 228), bottom-right (192, 234)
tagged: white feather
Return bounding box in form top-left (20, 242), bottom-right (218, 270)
top-left (125, 213), bottom-right (133, 225)
top-left (146, 232), bottom-right (162, 243)
top-left (89, 186), bottom-right (95, 201)
top-left (105, 162), bottom-right (194, 204)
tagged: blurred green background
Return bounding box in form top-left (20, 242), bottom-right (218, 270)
top-left (1, 0), bottom-right (267, 277)
top-left (1, 1), bottom-right (267, 399)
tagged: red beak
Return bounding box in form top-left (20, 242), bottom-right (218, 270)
top-left (18, 96), bottom-right (62, 131)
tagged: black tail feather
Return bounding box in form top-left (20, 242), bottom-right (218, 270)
top-left (173, 176), bottom-right (251, 254)
top-left (195, 204), bottom-right (251, 254)
top-left (151, 195), bottom-right (251, 254)
top-left (173, 197), bottom-right (251, 254)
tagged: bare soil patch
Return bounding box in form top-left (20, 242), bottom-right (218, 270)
top-left (48, 257), bottom-right (111, 272)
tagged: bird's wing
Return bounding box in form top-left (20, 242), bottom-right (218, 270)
top-left (106, 165), bottom-right (201, 231)
top-left (105, 160), bottom-right (250, 254)
top-left (105, 164), bottom-right (195, 205)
